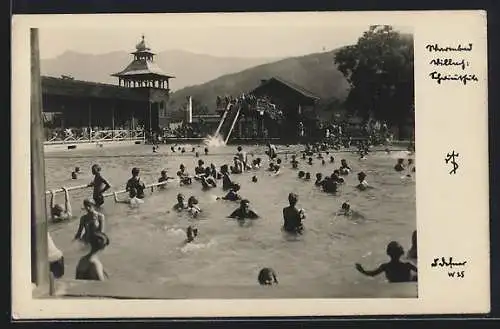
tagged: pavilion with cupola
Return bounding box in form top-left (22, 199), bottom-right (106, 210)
top-left (41, 35), bottom-right (175, 139)
top-left (112, 35), bottom-right (174, 91)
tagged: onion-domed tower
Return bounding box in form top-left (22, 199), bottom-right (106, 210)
top-left (112, 35), bottom-right (175, 134)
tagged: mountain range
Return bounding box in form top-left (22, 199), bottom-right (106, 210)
top-left (41, 50), bottom-right (281, 91)
top-left (168, 48), bottom-right (350, 114)
top-left (41, 48), bottom-right (351, 116)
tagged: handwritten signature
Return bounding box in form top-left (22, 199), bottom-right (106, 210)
top-left (429, 71), bottom-right (478, 85)
top-left (431, 257), bottom-right (467, 269)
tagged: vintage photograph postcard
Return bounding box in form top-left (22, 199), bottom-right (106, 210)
top-left (11, 11), bottom-right (489, 319)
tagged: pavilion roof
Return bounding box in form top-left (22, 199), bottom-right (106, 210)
top-left (111, 59), bottom-right (175, 79)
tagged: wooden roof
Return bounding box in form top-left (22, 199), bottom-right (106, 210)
top-left (41, 76), bottom-right (147, 101)
top-left (111, 59), bottom-right (175, 79)
top-left (251, 77), bottom-right (320, 102)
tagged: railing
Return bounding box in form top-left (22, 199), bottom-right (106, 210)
top-left (44, 129), bottom-right (146, 145)
top-left (46, 181), bottom-right (169, 197)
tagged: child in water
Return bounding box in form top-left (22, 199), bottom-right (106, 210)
top-left (185, 225), bottom-right (198, 243)
top-left (187, 196), bottom-right (202, 218)
top-left (258, 268), bottom-right (278, 285)
top-left (304, 172), bottom-right (311, 180)
top-left (356, 172), bottom-right (371, 191)
top-left (173, 193), bottom-right (188, 212)
top-left (217, 183), bottom-right (242, 201)
top-left (394, 158), bottom-right (405, 172)
top-left (298, 171), bottom-right (305, 179)
top-left (307, 157), bottom-right (313, 165)
top-left (339, 159), bottom-right (351, 175)
top-left (314, 173), bottom-right (323, 186)
top-left (87, 164), bottom-right (111, 208)
top-left (50, 187), bottom-right (72, 223)
top-left (355, 241), bottom-right (418, 283)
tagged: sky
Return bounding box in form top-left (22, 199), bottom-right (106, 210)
top-left (39, 24), bottom-right (412, 60)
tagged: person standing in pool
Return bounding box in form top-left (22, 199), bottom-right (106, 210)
top-left (282, 193), bottom-right (305, 234)
top-left (266, 142), bottom-right (277, 160)
top-left (228, 199), bottom-right (259, 220)
top-left (355, 241), bottom-right (417, 283)
top-left (356, 172), bottom-right (372, 191)
top-left (73, 199), bottom-right (105, 244)
top-left (126, 167), bottom-right (146, 199)
top-left (221, 164), bottom-right (235, 191)
top-left (75, 231), bottom-right (110, 281)
top-left (50, 187), bottom-right (72, 223)
top-left (87, 164), bottom-right (111, 208)
top-left (236, 146), bottom-right (250, 171)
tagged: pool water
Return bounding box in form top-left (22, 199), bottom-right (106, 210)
top-left (45, 144), bottom-right (416, 296)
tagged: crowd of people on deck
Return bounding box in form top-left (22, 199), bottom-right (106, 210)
top-left (46, 139), bottom-right (417, 288)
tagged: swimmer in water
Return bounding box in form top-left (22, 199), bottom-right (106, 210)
top-left (217, 183), bottom-right (241, 201)
top-left (339, 159), bottom-right (351, 175)
top-left (252, 157), bottom-right (262, 169)
top-left (332, 170), bottom-right (345, 184)
top-left (329, 156), bottom-right (335, 163)
top-left (356, 172), bottom-right (372, 191)
top-left (114, 188), bottom-right (143, 207)
top-left (73, 198), bottom-right (105, 244)
top-left (304, 172), bottom-right (311, 180)
top-left (173, 193), bottom-right (188, 212)
top-left (192, 147), bottom-right (196, 153)
top-left (265, 142), bottom-right (278, 160)
top-left (307, 157), bottom-right (313, 165)
top-left (177, 164), bottom-right (192, 185)
top-left (251, 176), bottom-right (258, 183)
top-left (394, 158), bottom-right (405, 172)
top-left (50, 187), bottom-right (72, 223)
top-left (282, 193), bottom-right (305, 234)
top-left (258, 268), bottom-right (278, 285)
top-left (317, 153), bottom-right (323, 159)
top-left (228, 199), bottom-right (259, 220)
top-left (314, 173), bottom-right (323, 186)
top-left (236, 146), bottom-right (250, 171)
top-left (221, 164), bottom-right (235, 191)
top-left (187, 196), bottom-right (202, 218)
top-left (170, 146), bottom-right (176, 153)
top-left (153, 145), bottom-right (158, 153)
top-left (290, 154), bottom-right (299, 169)
top-left (302, 153), bottom-right (307, 160)
top-left (126, 167), bottom-right (146, 199)
top-left (157, 170), bottom-right (174, 189)
top-left (231, 157), bottom-right (243, 174)
top-left (355, 241), bottom-right (418, 283)
top-left (75, 231), bottom-right (110, 281)
top-left (204, 147), bottom-right (209, 155)
top-left (200, 168), bottom-right (217, 190)
top-left (87, 164), bottom-right (111, 208)
top-left (298, 171), bottom-right (305, 179)
top-left (195, 160), bottom-right (205, 175)
top-left (322, 176), bottom-right (337, 193)
top-left (71, 168), bottom-right (78, 179)
top-left (338, 201), bottom-right (364, 220)
top-left (181, 147), bottom-right (186, 154)
top-left (185, 225), bottom-right (198, 243)
top-left (407, 230), bottom-right (417, 261)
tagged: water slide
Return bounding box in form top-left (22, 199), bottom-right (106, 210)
top-left (213, 103), bottom-right (242, 143)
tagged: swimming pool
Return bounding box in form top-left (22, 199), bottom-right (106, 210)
top-left (46, 144), bottom-right (416, 298)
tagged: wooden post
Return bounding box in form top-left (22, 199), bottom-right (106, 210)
top-left (111, 102), bottom-right (115, 139)
top-left (88, 102), bottom-right (92, 141)
top-left (30, 28), bottom-right (49, 292)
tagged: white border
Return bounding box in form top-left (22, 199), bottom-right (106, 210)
top-left (12, 11), bottom-right (490, 318)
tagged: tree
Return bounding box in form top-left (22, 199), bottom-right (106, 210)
top-left (334, 25), bottom-right (414, 133)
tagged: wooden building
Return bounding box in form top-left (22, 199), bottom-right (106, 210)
top-left (41, 35), bottom-right (175, 135)
top-left (233, 77), bottom-right (321, 141)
